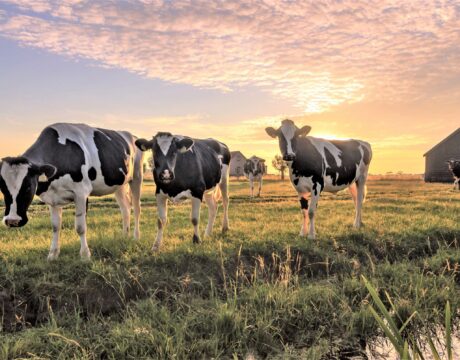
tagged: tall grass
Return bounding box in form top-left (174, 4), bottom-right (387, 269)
top-left (0, 179), bottom-right (459, 358)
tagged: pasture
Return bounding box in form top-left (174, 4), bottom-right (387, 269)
top-left (0, 178), bottom-right (459, 359)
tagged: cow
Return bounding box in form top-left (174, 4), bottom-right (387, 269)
top-left (0, 123), bottom-right (144, 260)
top-left (135, 132), bottom-right (230, 251)
top-left (265, 119), bottom-right (372, 239)
top-left (244, 156), bottom-right (264, 197)
top-left (447, 160), bottom-right (460, 190)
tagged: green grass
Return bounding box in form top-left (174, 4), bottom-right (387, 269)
top-left (0, 179), bottom-right (459, 359)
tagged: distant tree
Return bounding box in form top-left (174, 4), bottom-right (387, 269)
top-left (272, 155), bottom-right (288, 180)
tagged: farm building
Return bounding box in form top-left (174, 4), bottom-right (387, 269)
top-left (230, 152), bottom-right (268, 177)
top-left (424, 128), bottom-right (460, 183)
top-left (230, 151), bottom-right (246, 177)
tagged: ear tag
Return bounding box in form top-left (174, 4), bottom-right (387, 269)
top-left (38, 174), bottom-right (48, 183)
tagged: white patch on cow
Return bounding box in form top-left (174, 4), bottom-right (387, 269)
top-left (157, 135), bottom-right (173, 156)
top-left (280, 122), bottom-right (297, 155)
top-left (159, 189), bottom-right (192, 203)
top-left (308, 137), bottom-right (343, 167)
top-left (1, 162), bottom-right (29, 221)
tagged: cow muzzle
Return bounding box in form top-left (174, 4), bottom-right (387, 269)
top-left (283, 154), bottom-right (295, 161)
top-left (159, 170), bottom-right (174, 183)
top-left (3, 215), bottom-right (23, 228)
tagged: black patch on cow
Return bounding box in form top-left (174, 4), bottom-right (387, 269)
top-left (23, 127), bottom-right (86, 195)
top-left (448, 161), bottom-right (460, 177)
top-left (88, 167), bottom-right (97, 181)
top-left (0, 176), bottom-right (13, 221)
top-left (201, 139), bottom-right (231, 165)
top-left (193, 234), bottom-right (201, 244)
top-left (324, 140), bottom-right (362, 187)
top-left (191, 218), bottom-right (198, 226)
top-left (300, 198), bottom-right (308, 210)
top-left (293, 178), bottom-right (299, 186)
top-left (86, 198), bottom-right (89, 213)
top-left (94, 128), bottom-right (131, 187)
top-left (290, 138), bottom-right (324, 194)
top-left (1, 157), bottom-right (29, 166)
top-left (157, 219), bottom-right (163, 229)
top-left (244, 159), bottom-right (264, 176)
top-left (154, 139), bottom-right (228, 200)
top-left (362, 145), bottom-right (371, 166)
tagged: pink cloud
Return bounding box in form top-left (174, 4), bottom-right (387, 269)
top-left (0, 0), bottom-right (459, 113)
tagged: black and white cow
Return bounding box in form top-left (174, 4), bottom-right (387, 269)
top-left (0, 123), bottom-right (144, 260)
top-left (135, 132), bottom-right (230, 251)
top-left (266, 119), bottom-right (372, 239)
top-left (244, 156), bottom-right (264, 197)
top-left (447, 160), bottom-right (460, 190)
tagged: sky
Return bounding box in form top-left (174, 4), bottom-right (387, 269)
top-left (0, 0), bottom-right (459, 174)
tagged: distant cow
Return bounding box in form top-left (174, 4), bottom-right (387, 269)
top-left (244, 156), bottom-right (264, 197)
top-left (266, 119), bottom-right (372, 239)
top-left (136, 133), bottom-right (230, 251)
top-left (0, 123), bottom-right (144, 260)
top-left (447, 160), bottom-right (460, 190)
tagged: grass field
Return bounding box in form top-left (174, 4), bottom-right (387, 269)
top-left (0, 178), bottom-right (459, 359)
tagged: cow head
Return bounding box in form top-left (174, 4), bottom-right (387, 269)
top-left (265, 119), bottom-right (311, 161)
top-left (136, 132), bottom-right (194, 184)
top-left (0, 157), bottom-right (56, 227)
top-left (446, 160), bottom-right (460, 171)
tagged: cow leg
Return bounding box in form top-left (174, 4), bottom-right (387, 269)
top-left (455, 178), bottom-right (460, 191)
top-left (75, 196), bottom-right (91, 259)
top-left (354, 177), bottom-right (367, 228)
top-left (204, 192), bottom-right (218, 237)
top-left (47, 205), bottom-right (62, 261)
top-left (258, 176), bottom-right (263, 197)
top-left (307, 190), bottom-right (320, 239)
top-left (153, 193), bottom-right (168, 252)
top-left (130, 179), bottom-right (142, 240)
top-left (220, 167), bottom-right (230, 233)
top-left (115, 185), bottom-right (131, 236)
top-left (249, 177), bottom-right (254, 198)
top-left (299, 193), bottom-right (309, 236)
top-left (130, 152), bottom-right (143, 240)
top-left (191, 197), bottom-right (202, 244)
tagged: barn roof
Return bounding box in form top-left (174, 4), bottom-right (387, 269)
top-left (230, 151), bottom-right (246, 159)
top-left (249, 155), bottom-right (266, 162)
top-left (424, 128), bottom-right (460, 157)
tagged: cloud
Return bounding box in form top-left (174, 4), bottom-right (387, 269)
top-left (0, 0), bottom-right (459, 113)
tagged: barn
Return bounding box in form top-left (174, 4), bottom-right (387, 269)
top-left (230, 151), bottom-right (246, 177)
top-left (424, 128), bottom-right (460, 183)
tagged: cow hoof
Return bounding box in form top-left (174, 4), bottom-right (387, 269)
top-left (193, 234), bottom-right (201, 244)
top-left (80, 248), bottom-right (91, 260)
top-left (47, 250), bottom-right (60, 261)
top-left (221, 226), bottom-right (229, 234)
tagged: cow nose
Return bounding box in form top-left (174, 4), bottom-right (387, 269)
top-left (283, 154), bottom-right (295, 161)
top-left (159, 170), bottom-right (174, 182)
top-left (4, 219), bottom-right (20, 227)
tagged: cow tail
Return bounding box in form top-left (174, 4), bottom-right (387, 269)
top-left (214, 185), bottom-right (222, 202)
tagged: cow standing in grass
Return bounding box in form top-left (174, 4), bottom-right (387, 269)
top-left (244, 156), bottom-right (264, 198)
top-left (447, 160), bottom-right (460, 190)
top-left (0, 123), bottom-right (144, 260)
top-left (265, 119), bottom-right (372, 239)
top-left (136, 132), bottom-right (230, 251)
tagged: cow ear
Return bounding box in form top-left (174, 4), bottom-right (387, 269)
top-left (265, 127), bottom-right (278, 138)
top-left (33, 164), bottom-right (57, 182)
top-left (295, 125), bottom-right (312, 137)
top-left (135, 138), bottom-right (154, 151)
top-left (175, 137), bottom-right (194, 153)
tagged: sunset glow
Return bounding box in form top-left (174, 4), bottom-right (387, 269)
top-left (1, 1), bottom-right (459, 174)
